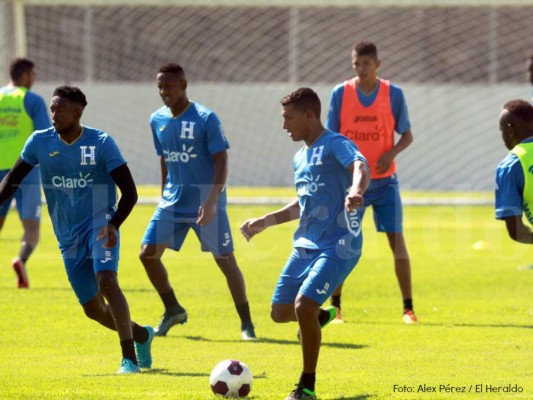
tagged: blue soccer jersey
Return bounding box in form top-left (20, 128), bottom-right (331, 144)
top-left (21, 126), bottom-right (126, 246)
top-left (149, 101), bottom-right (230, 217)
top-left (326, 81), bottom-right (411, 135)
top-left (293, 130), bottom-right (367, 250)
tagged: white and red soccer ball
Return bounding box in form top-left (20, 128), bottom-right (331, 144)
top-left (209, 359), bottom-right (253, 398)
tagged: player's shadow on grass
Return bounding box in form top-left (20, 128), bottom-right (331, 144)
top-left (414, 321), bottom-right (532, 330)
top-left (453, 323), bottom-right (532, 329)
top-left (142, 368), bottom-right (209, 377)
top-left (83, 369), bottom-right (209, 378)
top-left (83, 368), bottom-right (209, 378)
top-left (334, 395), bottom-right (375, 400)
top-left (358, 320), bottom-right (532, 330)
top-left (182, 335), bottom-right (367, 350)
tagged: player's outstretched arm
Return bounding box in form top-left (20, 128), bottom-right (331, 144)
top-left (240, 198), bottom-right (300, 241)
top-left (0, 158), bottom-right (34, 206)
top-left (504, 216), bottom-right (533, 244)
top-left (345, 160), bottom-right (370, 212)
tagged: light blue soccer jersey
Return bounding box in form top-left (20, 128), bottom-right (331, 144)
top-left (150, 101), bottom-right (230, 218)
top-left (21, 126), bottom-right (126, 246)
top-left (293, 130), bottom-right (367, 250)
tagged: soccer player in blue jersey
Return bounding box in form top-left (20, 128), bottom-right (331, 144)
top-left (139, 63), bottom-right (256, 340)
top-left (0, 86), bottom-right (154, 374)
top-left (495, 99), bottom-right (533, 244)
top-left (240, 88), bottom-right (370, 400)
top-left (0, 58), bottom-right (50, 288)
top-left (326, 40), bottom-right (417, 324)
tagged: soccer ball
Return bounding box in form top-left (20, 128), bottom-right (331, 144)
top-left (209, 359), bottom-right (253, 397)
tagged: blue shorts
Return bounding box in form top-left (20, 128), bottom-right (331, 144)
top-left (61, 227), bottom-right (120, 305)
top-left (0, 167), bottom-right (42, 220)
top-left (360, 174), bottom-right (403, 233)
top-left (272, 247), bottom-right (361, 305)
top-left (142, 208), bottom-right (234, 256)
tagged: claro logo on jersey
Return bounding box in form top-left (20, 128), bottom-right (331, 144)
top-left (52, 172), bottom-right (93, 188)
top-left (344, 125), bottom-right (384, 141)
top-left (163, 145), bottom-right (197, 163)
top-left (344, 115), bottom-right (383, 141)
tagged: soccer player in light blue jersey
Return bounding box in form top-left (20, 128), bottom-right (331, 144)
top-left (495, 99), bottom-right (533, 245)
top-left (139, 63), bottom-right (256, 340)
top-left (240, 88), bottom-right (370, 400)
top-left (0, 86), bottom-right (154, 375)
top-left (0, 58), bottom-right (50, 288)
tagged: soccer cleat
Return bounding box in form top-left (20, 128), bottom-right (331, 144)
top-left (403, 309), bottom-right (418, 325)
top-left (320, 306), bottom-right (337, 328)
top-left (134, 325), bottom-right (154, 368)
top-left (154, 308), bottom-right (188, 336)
top-left (330, 306), bottom-right (344, 324)
top-left (241, 322), bottom-right (257, 341)
top-left (285, 385), bottom-right (317, 400)
top-left (12, 258), bottom-right (29, 289)
top-left (116, 358), bottom-right (141, 374)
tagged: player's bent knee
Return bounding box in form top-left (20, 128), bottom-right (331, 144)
top-left (96, 271), bottom-right (119, 294)
top-left (270, 305), bottom-right (292, 323)
top-left (139, 244), bottom-right (161, 261)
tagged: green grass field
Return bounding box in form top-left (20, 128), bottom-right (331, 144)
top-left (0, 194), bottom-right (531, 399)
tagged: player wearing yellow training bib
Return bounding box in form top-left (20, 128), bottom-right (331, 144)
top-left (495, 99), bottom-right (533, 245)
top-left (0, 58), bottom-right (50, 288)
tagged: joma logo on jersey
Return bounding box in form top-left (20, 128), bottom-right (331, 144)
top-left (163, 145), bottom-right (197, 163)
top-left (353, 115), bottom-right (378, 123)
top-left (80, 146), bottom-right (96, 165)
top-left (180, 121), bottom-right (196, 139)
top-left (52, 172), bottom-right (93, 188)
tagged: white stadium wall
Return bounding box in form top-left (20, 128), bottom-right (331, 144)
top-left (33, 83), bottom-right (528, 190)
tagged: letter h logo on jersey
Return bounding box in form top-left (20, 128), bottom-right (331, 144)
top-left (180, 121), bottom-right (196, 139)
top-left (308, 145), bottom-right (324, 166)
top-left (80, 146), bottom-right (96, 166)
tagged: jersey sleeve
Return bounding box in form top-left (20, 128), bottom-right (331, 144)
top-left (149, 116), bottom-right (163, 157)
top-left (325, 84), bottom-right (344, 132)
top-left (20, 133), bottom-right (39, 166)
top-left (389, 84), bottom-right (411, 135)
top-left (24, 92), bottom-right (51, 131)
top-left (100, 134), bottom-right (127, 174)
top-left (495, 155), bottom-right (524, 219)
top-left (330, 134), bottom-right (367, 169)
top-left (205, 112), bottom-right (230, 155)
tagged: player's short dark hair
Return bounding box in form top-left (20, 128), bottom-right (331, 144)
top-left (353, 40), bottom-right (378, 58)
top-left (53, 86), bottom-right (88, 108)
top-left (158, 63), bottom-right (185, 77)
top-left (503, 99), bottom-right (533, 123)
top-left (280, 87), bottom-right (321, 118)
top-left (9, 58), bottom-right (34, 81)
